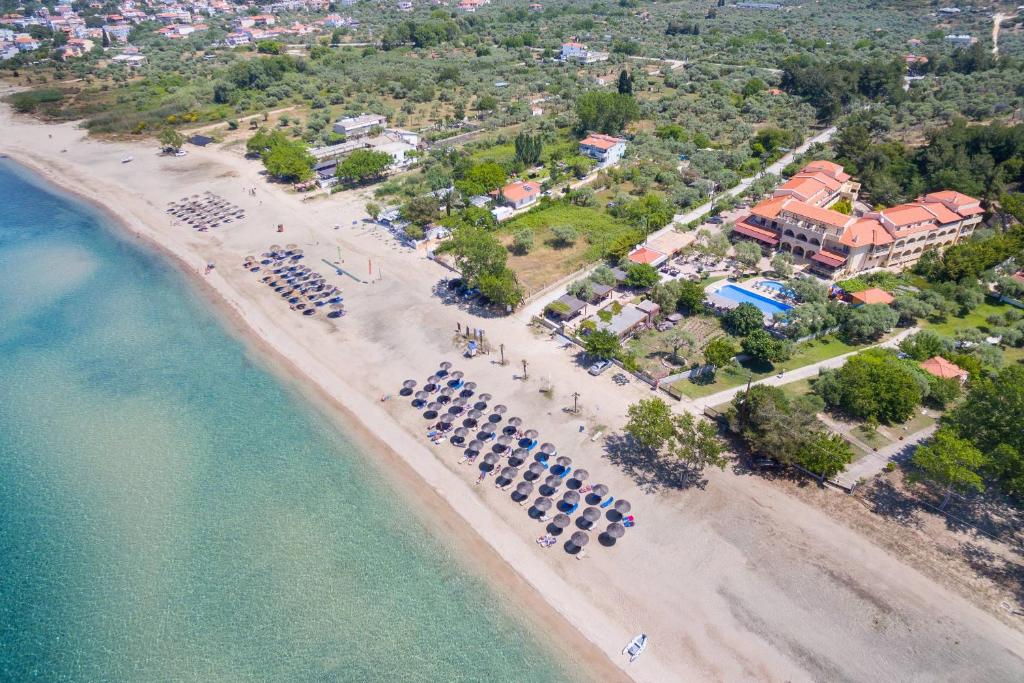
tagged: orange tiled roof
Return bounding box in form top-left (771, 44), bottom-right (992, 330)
top-left (838, 217), bottom-right (893, 247)
top-left (501, 181), bottom-right (539, 203)
top-left (850, 288), bottom-right (894, 305)
top-left (627, 246), bottom-right (666, 265)
top-left (750, 195), bottom-right (788, 220)
top-left (801, 160), bottom-right (850, 182)
top-left (782, 201), bottom-right (854, 229)
top-left (920, 356), bottom-right (967, 380)
top-left (580, 133), bottom-right (624, 151)
top-left (881, 204), bottom-right (936, 226)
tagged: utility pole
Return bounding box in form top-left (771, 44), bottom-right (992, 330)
top-left (572, 391), bottom-right (581, 414)
top-left (499, 343), bottom-right (506, 366)
top-left (521, 359), bottom-right (528, 380)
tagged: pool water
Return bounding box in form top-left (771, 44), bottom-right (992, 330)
top-left (759, 280), bottom-right (796, 299)
top-left (715, 284), bottom-right (793, 317)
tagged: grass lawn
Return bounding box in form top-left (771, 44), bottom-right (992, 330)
top-left (627, 315), bottom-right (723, 378)
top-left (919, 299), bottom-right (1016, 337)
top-left (672, 335), bottom-right (863, 399)
top-left (501, 203), bottom-right (635, 292)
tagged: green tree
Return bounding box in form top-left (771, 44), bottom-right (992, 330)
top-left (624, 262), bottom-right (659, 289)
top-left (795, 433), bottom-right (854, 480)
top-left (617, 69), bottom-right (633, 95)
top-left (741, 329), bottom-right (790, 364)
top-left (512, 229), bottom-right (534, 254)
top-left (514, 132), bottom-right (543, 166)
top-left (898, 330), bottom-right (950, 362)
top-left (436, 223), bottom-right (507, 280)
top-left (567, 279), bottom-right (593, 301)
top-left (912, 428), bottom-right (987, 509)
top-left (814, 349), bottom-right (925, 423)
top-left (788, 277), bottom-right (829, 303)
top-left (401, 195), bottom-right (440, 225)
top-left (477, 268), bottom-right (523, 308)
top-left (584, 329), bottom-right (622, 360)
top-left (623, 194), bottom-right (674, 234)
top-left (669, 412), bottom-right (727, 470)
top-left (575, 90), bottom-right (640, 135)
top-left (727, 384), bottom-right (824, 460)
top-left (665, 328), bottom-right (696, 364)
top-left (771, 253), bottom-right (793, 278)
top-left (263, 140), bottom-right (314, 182)
top-left (158, 128), bottom-right (185, 151)
top-left (947, 366), bottom-right (1024, 498)
top-left (336, 150), bottom-right (391, 185)
top-left (365, 201), bottom-right (382, 221)
top-left (625, 397), bottom-right (675, 450)
top-left (722, 302), bottom-right (764, 336)
top-left (704, 337), bottom-right (739, 372)
top-left (732, 241), bottom-right (763, 269)
top-left (550, 225), bottom-right (578, 247)
top-left (841, 303), bottom-right (898, 342)
top-left (457, 162), bottom-right (507, 196)
top-left (590, 265), bottom-right (617, 287)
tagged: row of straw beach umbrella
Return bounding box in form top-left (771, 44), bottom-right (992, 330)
top-left (401, 360), bottom-right (632, 552)
top-left (242, 246), bottom-right (345, 318)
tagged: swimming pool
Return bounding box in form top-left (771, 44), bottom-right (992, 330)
top-left (759, 279), bottom-right (796, 298)
top-left (714, 284), bottom-right (793, 317)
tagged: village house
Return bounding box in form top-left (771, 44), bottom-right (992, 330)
top-left (579, 132), bottom-right (627, 167)
top-left (495, 180), bottom-right (541, 210)
top-left (920, 356), bottom-right (968, 383)
top-left (730, 161), bottom-right (982, 279)
top-left (597, 300), bottom-right (660, 339)
top-left (332, 113), bottom-right (387, 138)
top-left (560, 41), bottom-right (608, 64)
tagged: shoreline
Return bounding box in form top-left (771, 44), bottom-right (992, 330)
top-left (6, 103), bottom-right (1024, 682)
top-left (1, 142), bottom-right (635, 681)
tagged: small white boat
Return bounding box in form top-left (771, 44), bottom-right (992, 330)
top-left (121, 155), bottom-right (133, 163)
top-left (623, 633), bottom-right (647, 663)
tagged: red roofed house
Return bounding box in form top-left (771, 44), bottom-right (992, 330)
top-left (920, 356), bottom-right (968, 382)
top-left (849, 288), bottom-right (894, 306)
top-left (627, 246), bottom-right (668, 267)
top-left (728, 161), bottom-right (983, 279)
top-left (579, 133), bottom-right (627, 166)
top-left (496, 180), bottom-right (540, 210)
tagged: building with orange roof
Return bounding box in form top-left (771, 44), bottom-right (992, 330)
top-left (849, 288), bottom-right (894, 306)
top-left (727, 161), bottom-right (983, 279)
top-left (920, 356), bottom-right (968, 382)
top-left (627, 246), bottom-right (668, 267)
top-left (496, 180), bottom-right (540, 210)
top-left (579, 132), bottom-right (626, 166)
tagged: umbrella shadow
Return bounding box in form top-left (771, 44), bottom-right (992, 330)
top-left (563, 541), bottom-right (585, 556)
top-left (603, 433), bottom-right (709, 494)
top-left (598, 533), bottom-right (618, 547)
top-left (510, 491), bottom-right (530, 504)
top-left (606, 510), bottom-right (623, 522)
top-left (566, 479), bottom-right (583, 490)
top-left (398, 387), bottom-right (413, 397)
top-left (546, 523), bottom-right (566, 536)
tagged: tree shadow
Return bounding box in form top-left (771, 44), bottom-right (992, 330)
top-left (862, 476), bottom-right (924, 530)
top-left (602, 433), bottom-right (708, 494)
top-left (960, 541), bottom-right (1024, 607)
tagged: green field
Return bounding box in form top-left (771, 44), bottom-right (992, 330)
top-left (673, 335), bottom-right (862, 399)
top-left (919, 300), bottom-right (1018, 337)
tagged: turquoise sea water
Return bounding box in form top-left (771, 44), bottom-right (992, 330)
top-left (0, 161), bottom-right (571, 682)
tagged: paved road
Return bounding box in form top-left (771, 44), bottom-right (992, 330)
top-left (685, 327), bottom-right (917, 413)
top-left (835, 423), bottom-right (938, 488)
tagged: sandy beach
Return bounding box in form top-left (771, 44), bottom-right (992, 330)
top-left (3, 103), bottom-right (1024, 682)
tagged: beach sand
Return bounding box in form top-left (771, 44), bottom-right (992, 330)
top-left (3, 103), bottom-right (1024, 682)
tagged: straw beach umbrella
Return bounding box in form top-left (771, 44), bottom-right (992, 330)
top-left (551, 514), bottom-right (572, 530)
top-left (478, 393), bottom-right (492, 402)
top-left (492, 404), bottom-right (507, 415)
top-left (508, 448), bottom-right (528, 467)
top-left (614, 500), bottom-right (632, 515)
top-left (556, 456), bottom-right (573, 469)
top-left (581, 507), bottom-right (601, 526)
top-left (515, 481), bottom-right (534, 496)
top-left (439, 361), bottom-right (453, 371)
top-left (591, 484), bottom-right (609, 499)
top-left (605, 522), bottom-right (626, 539)
top-left (571, 469), bottom-right (589, 483)
top-left (570, 531), bottom-right (590, 548)
top-left (527, 462), bottom-right (545, 477)
top-left (483, 452), bottom-right (500, 467)
top-left (544, 474), bottom-right (562, 491)
top-left (562, 490), bottom-right (580, 506)
top-left (540, 443), bottom-right (557, 456)
top-left (533, 497), bottom-right (553, 512)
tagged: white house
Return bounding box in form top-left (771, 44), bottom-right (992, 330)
top-left (579, 133), bottom-right (627, 166)
top-left (560, 41), bottom-right (608, 64)
top-left (333, 113), bottom-right (387, 138)
top-left (944, 34), bottom-right (975, 47)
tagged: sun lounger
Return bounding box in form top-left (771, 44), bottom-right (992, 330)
top-left (599, 496), bottom-right (615, 509)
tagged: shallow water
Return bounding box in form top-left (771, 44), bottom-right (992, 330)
top-left (0, 161), bottom-right (571, 682)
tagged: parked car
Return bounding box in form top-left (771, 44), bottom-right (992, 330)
top-left (707, 216), bottom-right (724, 224)
top-left (588, 359), bottom-right (613, 376)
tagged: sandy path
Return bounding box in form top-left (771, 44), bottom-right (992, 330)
top-left (2, 106), bottom-right (1023, 682)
